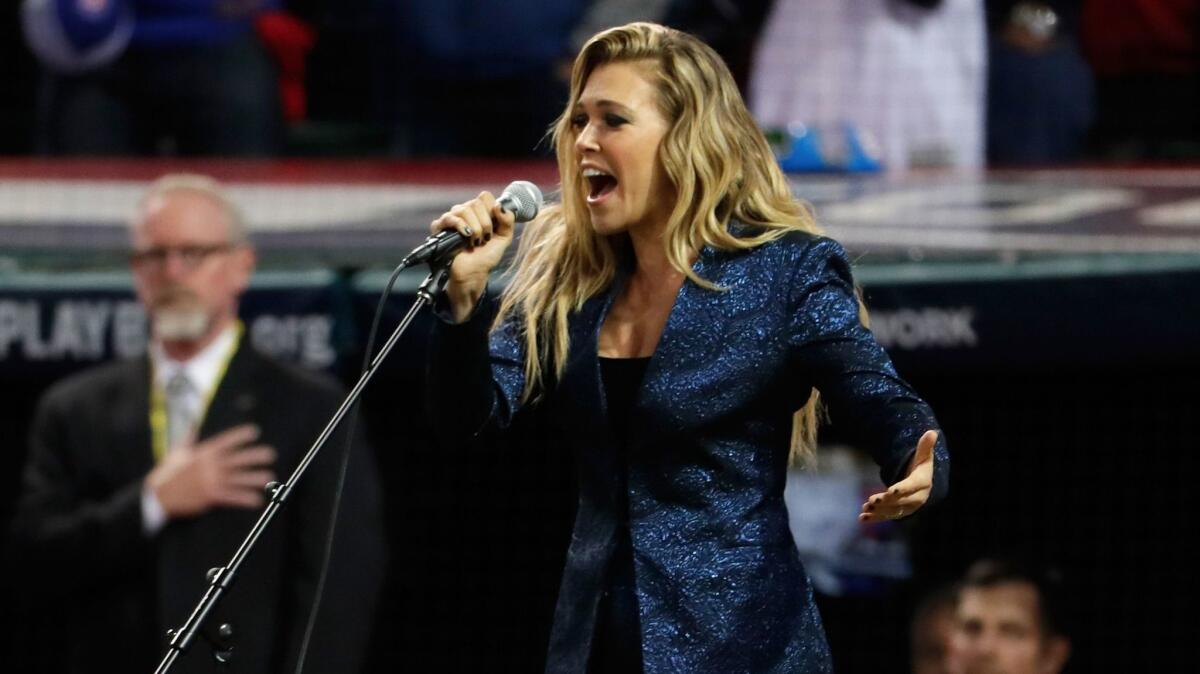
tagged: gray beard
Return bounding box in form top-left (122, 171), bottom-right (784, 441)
top-left (154, 306), bottom-right (211, 342)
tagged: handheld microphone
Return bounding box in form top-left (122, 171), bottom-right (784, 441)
top-left (401, 180), bottom-right (542, 269)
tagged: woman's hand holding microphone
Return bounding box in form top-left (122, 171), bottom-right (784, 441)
top-left (429, 191), bottom-right (517, 323)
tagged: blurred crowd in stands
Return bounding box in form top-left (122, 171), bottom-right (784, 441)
top-left (2, 0), bottom-right (1197, 167)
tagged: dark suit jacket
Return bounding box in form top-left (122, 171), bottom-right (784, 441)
top-left (10, 341), bottom-right (385, 674)
top-left (429, 231), bottom-right (950, 674)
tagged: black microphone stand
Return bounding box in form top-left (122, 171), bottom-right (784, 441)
top-left (154, 262), bottom-right (449, 673)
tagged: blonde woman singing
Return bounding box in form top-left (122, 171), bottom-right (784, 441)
top-left (426, 22), bottom-right (947, 674)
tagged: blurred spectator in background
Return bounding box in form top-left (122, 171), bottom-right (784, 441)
top-left (23, 0), bottom-right (308, 156)
top-left (986, 1), bottom-right (1094, 164)
top-left (381, 0), bottom-right (590, 157)
top-left (1082, 0), bottom-right (1200, 160)
top-left (567, 1), bottom-right (773, 93)
top-left (911, 584), bottom-right (962, 674)
top-left (379, 1), bottom-right (775, 158)
top-left (750, 0), bottom-right (986, 171)
top-left (954, 558), bottom-right (1071, 674)
top-left (566, 0), bottom-right (673, 58)
top-left (7, 174), bottom-right (385, 672)
top-left (660, 1), bottom-right (774, 93)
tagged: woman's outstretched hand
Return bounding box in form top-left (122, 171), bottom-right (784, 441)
top-left (859, 430), bottom-right (937, 523)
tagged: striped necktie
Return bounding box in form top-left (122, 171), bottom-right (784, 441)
top-left (165, 372), bottom-right (196, 449)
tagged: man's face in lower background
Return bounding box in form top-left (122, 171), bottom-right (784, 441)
top-left (954, 582), bottom-right (1068, 674)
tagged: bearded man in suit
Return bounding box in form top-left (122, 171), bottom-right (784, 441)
top-left (11, 174), bottom-right (385, 673)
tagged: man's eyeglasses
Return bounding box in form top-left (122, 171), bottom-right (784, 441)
top-left (130, 244), bottom-right (234, 271)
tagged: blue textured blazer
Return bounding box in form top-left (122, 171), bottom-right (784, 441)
top-left (428, 230), bottom-right (950, 674)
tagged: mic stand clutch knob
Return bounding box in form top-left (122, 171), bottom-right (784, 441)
top-left (166, 619), bottom-right (235, 666)
top-left (207, 623), bottom-right (234, 666)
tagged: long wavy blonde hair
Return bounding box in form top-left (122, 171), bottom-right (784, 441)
top-left (495, 22), bottom-right (828, 465)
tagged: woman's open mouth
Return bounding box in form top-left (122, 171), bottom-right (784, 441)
top-left (584, 168), bottom-right (617, 204)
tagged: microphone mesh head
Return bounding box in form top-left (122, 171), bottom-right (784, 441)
top-left (503, 181), bottom-right (543, 222)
